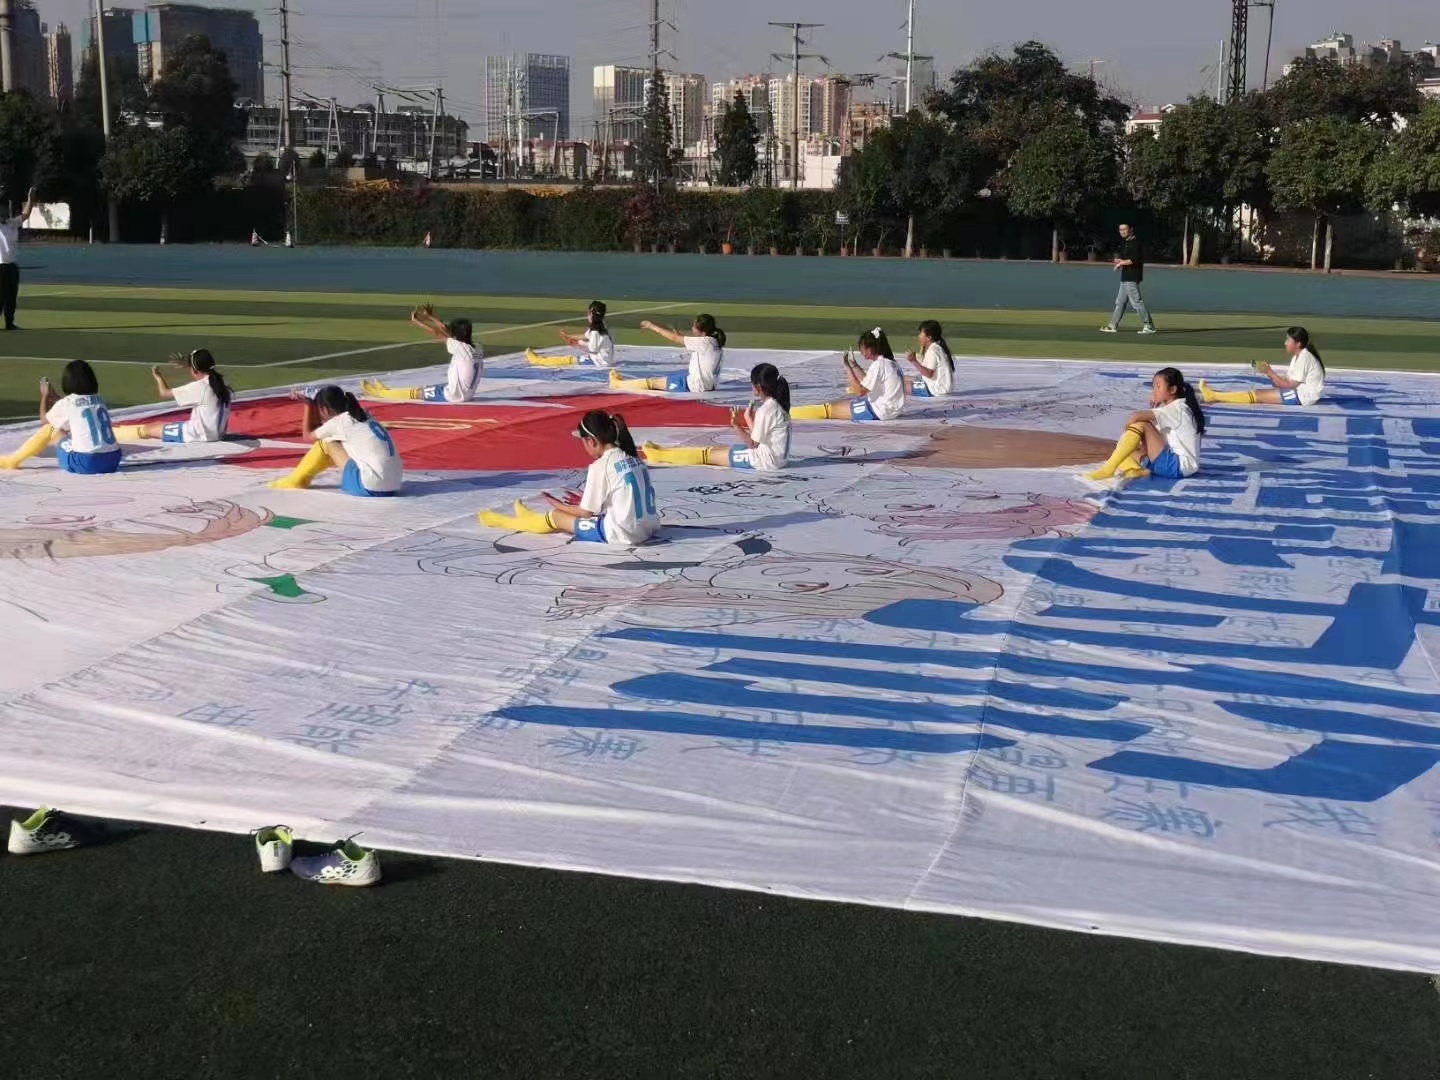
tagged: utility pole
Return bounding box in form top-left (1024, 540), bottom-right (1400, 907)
top-left (427, 87), bottom-right (442, 180)
top-left (278, 0), bottom-right (293, 153)
top-left (0, 0), bottom-right (14, 93)
top-left (904, 0), bottom-right (913, 111)
top-left (1225, 0), bottom-right (1249, 103)
top-left (1252, 0), bottom-right (1276, 90)
top-left (93, 1), bottom-right (121, 242)
top-left (770, 21), bottom-right (824, 189)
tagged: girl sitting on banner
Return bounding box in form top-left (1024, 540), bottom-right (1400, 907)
top-left (362, 304), bottom-right (483, 402)
top-left (113, 349), bottom-right (233, 443)
top-left (527, 300), bottom-right (615, 368)
top-left (608, 314), bottom-right (726, 393)
top-left (0, 360), bottom-right (121, 473)
top-left (791, 328), bottom-right (906, 422)
top-left (1086, 366), bottom-right (1205, 482)
top-left (905, 320), bottom-right (955, 398)
top-left (1199, 326), bottom-right (1326, 408)
top-left (478, 409), bottom-right (659, 546)
top-left (270, 385), bottom-right (403, 496)
top-left (644, 362), bottom-right (792, 471)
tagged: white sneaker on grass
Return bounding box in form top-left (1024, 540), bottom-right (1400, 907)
top-left (1099, 325), bottom-right (1117, 334)
top-left (8, 807), bottom-right (88, 855)
top-left (290, 837), bottom-right (381, 887)
top-left (254, 825), bottom-right (294, 873)
top-left (1138, 325), bottom-right (1157, 335)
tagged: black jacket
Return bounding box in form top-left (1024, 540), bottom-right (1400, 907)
top-left (1119, 236), bottom-right (1144, 283)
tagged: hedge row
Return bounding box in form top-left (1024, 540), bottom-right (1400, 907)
top-left (292, 184), bottom-right (1184, 261)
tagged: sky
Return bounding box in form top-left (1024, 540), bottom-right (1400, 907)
top-left (43, 0), bottom-right (1440, 127)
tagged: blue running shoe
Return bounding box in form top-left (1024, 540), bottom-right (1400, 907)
top-left (290, 837), bottom-right (381, 887)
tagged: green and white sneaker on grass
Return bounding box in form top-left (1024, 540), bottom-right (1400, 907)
top-left (290, 837), bottom-right (381, 887)
top-left (8, 807), bottom-right (87, 855)
top-left (254, 825), bottom-right (295, 873)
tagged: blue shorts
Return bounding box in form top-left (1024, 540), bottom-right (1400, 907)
top-left (911, 379), bottom-right (933, 398)
top-left (420, 384), bottom-right (447, 402)
top-left (162, 422), bottom-right (186, 443)
top-left (850, 397), bottom-right (880, 422)
top-left (57, 443), bottom-right (122, 475)
top-left (574, 516), bottom-right (608, 543)
top-left (1280, 389), bottom-right (1302, 406)
top-left (341, 460), bottom-right (398, 497)
top-left (663, 372), bottom-right (689, 393)
top-left (729, 446), bottom-right (756, 470)
top-left (1140, 448), bottom-right (1185, 480)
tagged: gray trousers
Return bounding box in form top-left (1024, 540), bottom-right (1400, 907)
top-left (1109, 281), bottom-right (1153, 329)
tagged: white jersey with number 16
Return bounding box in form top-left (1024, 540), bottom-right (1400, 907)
top-left (580, 446), bottom-right (660, 546)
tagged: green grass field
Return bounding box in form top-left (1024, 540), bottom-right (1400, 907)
top-left (5, 282), bottom-right (1440, 420)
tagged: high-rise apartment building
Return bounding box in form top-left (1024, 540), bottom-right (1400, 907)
top-left (134, 4), bottom-right (263, 102)
top-left (1, 2), bottom-right (48, 101)
top-left (594, 64), bottom-right (702, 149)
top-left (668, 71), bottom-right (706, 152)
top-left (483, 53), bottom-right (571, 144)
top-left (711, 75), bottom-right (771, 132)
top-left (81, 6), bottom-right (139, 83)
top-left (46, 23), bottom-right (73, 105)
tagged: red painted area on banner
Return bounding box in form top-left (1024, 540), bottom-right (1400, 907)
top-left (199, 394), bottom-right (734, 471)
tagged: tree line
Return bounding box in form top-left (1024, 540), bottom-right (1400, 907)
top-left (0, 34), bottom-right (244, 239)
top-left (818, 41), bottom-right (1440, 270)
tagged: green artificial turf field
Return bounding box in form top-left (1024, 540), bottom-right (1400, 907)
top-left (3, 281), bottom-right (1440, 421)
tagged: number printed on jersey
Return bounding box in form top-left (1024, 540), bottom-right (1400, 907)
top-left (618, 460), bottom-right (657, 519)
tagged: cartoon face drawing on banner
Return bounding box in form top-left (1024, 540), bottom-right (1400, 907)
top-left (812, 485), bottom-right (1100, 546)
top-left (0, 496), bottom-right (275, 560)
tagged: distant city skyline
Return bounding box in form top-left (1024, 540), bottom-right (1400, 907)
top-left (34, 0), bottom-right (1440, 125)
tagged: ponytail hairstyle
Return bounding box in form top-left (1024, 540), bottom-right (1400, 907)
top-left (1287, 325), bottom-right (1323, 375)
top-left (313, 384), bottom-right (370, 422)
top-left (750, 362), bottom-right (791, 412)
top-left (447, 318), bottom-right (474, 346)
top-left (694, 312), bottom-right (726, 349)
top-left (859, 326), bottom-right (895, 361)
top-left (918, 319), bottom-right (954, 372)
top-left (61, 359), bottom-right (100, 396)
top-left (189, 348), bottom-right (233, 407)
top-left (1156, 366), bottom-right (1205, 437)
top-left (587, 300), bottom-right (608, 336)
top-left (576, 408), bottom-right (638, 458)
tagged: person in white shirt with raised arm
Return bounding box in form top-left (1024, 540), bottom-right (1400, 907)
top-left (362, 304), bottom-right (483, 402)
top-left (527, 300), bottom-right (615, 368)
top-left (1199, 326), bottom-right (1327, 408)
top-left (113, 350), bottom-right (234, 443)
top-left (905, 319), bottom-right (955, 398)
top-left (0, 186), bottom-right (36, 331)
top-left (608, 313), bottom-right (726, 393)
top-left (791, 328), bottom-right (907, 422)
top-left (642, 362), bottom-right (793, 471)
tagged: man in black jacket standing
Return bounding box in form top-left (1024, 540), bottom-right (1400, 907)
top-left (1101, 223), bottom-right (1155, 334)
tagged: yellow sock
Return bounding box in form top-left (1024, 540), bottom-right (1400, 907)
top-left (1086, 424), bottom-right (1145, 481)
top-left (526, 348), bottom-right (576, 368)
top-left (112, 424), bottom-right (148, 442)
top-left (0, 425), bottom-right (55, 469)
top-left (609, 369), bottom-right (657, 392)
top-left (361, 379), bottom-right (423, 401)
top-left (269, 442), bottom-right (333, 489)
top-left (1118, 453), bottom-right (1150, 479)
top-left (478, 500), bottom-right (557, 534)
top-left (642, 441), bottom-right (710, 466)
top-left (1198, 380), bottom-right (1256, 405)
top-left (791, 403), bottom-right (842, 420)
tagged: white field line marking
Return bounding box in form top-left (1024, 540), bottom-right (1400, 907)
top-left (252, 300), bottom-right (693, 368)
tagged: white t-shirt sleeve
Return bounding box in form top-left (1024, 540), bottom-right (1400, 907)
top-left (171, 380), bottom-right (206, 407)
top-left (44, 398), bottom-right (71, 432)
top-left (580, 458), bottom-right (608, 515)
top-left (312, 415), bottom-right (345, 442)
